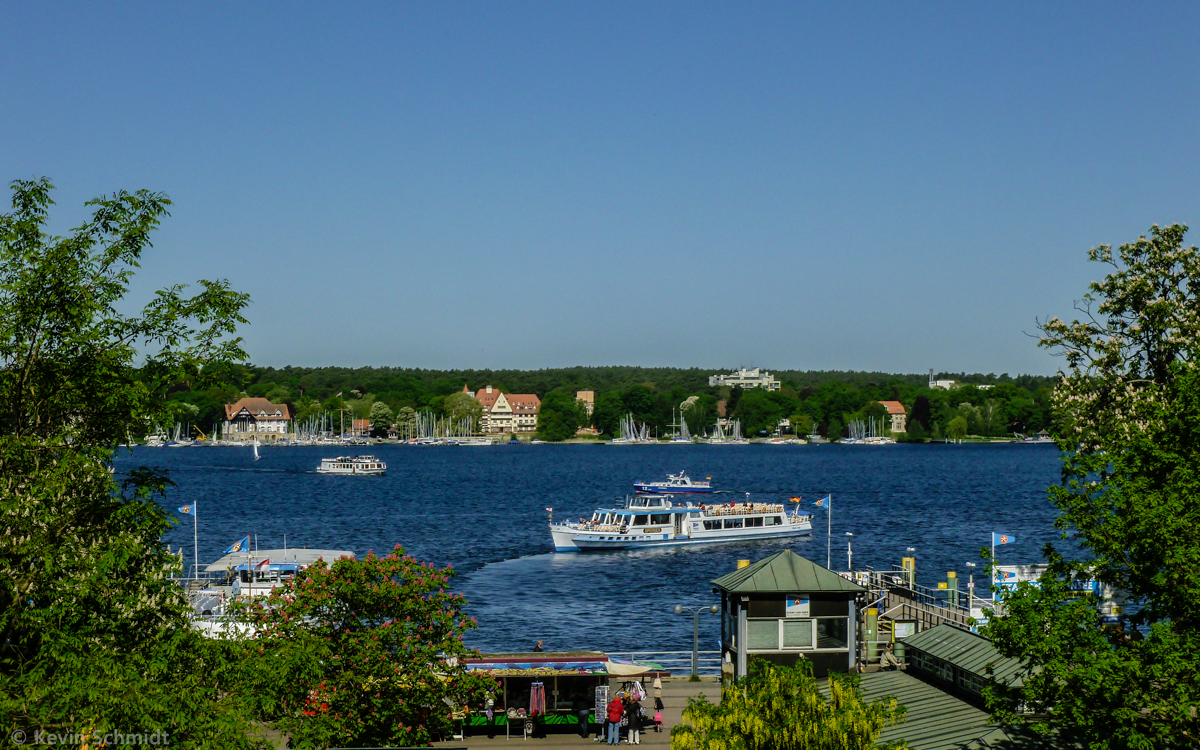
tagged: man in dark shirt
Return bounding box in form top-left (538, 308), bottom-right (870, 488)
top-left (533, 640), bottom-right (544, 652)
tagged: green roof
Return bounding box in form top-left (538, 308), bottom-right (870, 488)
top-left (822, 671), bottom-right (1060, 750)
top-left (712, 549), bottom-right (867, 593)
top-left (904, 624), bottom-right (1025, 685)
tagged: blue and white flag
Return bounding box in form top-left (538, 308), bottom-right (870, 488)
top-left (993, 533), bottom-right (1015, 545)
top-left (178, 503), bottom-right (196, 516)
top-left (223, 535), bottom-right (250, 555)
top-left (812, 495), bottom-right (831, 508)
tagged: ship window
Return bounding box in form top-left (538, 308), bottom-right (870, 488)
top-left (747, 517), bottom-right (764, 527)
top-left (689, 512), bottom-right (701, 519)
top-left (649, 498), bottom-right (663, 507)
top-left (633, 515), bottom-right (649, 526)
top-left (703, 520), bottom-right (719, 531)
top-left (650, 514), bottom-right (670, 525)
top-left (772, 516), bottom-right (784, 525)
top-left (724, 518), bottom-right (743, 529)
top-left (764, 516), bottom-right (776, 526)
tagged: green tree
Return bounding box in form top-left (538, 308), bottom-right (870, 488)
top-left (946, 415), bottom-right (968, 441)
top-left (735, 390), bottom-right (783, 435)
top-left (368, 400), bottom-right (394, 431)
top-left (231, 547), bottom-right (494, 748)
top-left (591, 391), bottom-right (626, 436)
top-left (536, 391), bottom-right (585, 442)
top-left (670, 661), bottom-right (906, 750)
top-left (443, 391), bottom-right (484, 433)
top-left (983, 224), bottom-right (1200, 749)
top-left (0, 179), bottom-right (255, 746)
top-left (789, 413), bottom-right (814, 437)
top-left (394, 406), bottom-right (417, 437)
top-left (908, 395), bottom-right (932, 432)
top-left (826, 417), bottom-right (843, 440)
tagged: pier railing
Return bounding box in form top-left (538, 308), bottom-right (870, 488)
top-left (611, 651), bottom-right (722, 676)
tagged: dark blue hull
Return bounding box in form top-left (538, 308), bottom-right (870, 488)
top-left (633, 484), bottom-right (713, 494)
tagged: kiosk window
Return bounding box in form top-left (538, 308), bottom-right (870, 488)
top-left (747, 620), bottom-right (779, 649)
top-left (783, 620), bottom-right (814, 648)
top-left (816, 618), bottom-right (848, 649)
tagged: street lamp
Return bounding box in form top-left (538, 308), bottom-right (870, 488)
top-left (965, 562), bottom-right (977, 611)
top-left (673, 603), bottom-right (719, 679)
top-left (845, 532), bottom-right (854, 571)
top-left (906, 547), bottom-right (916, 588)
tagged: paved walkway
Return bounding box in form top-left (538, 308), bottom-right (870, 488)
top-left (434, 676), bottom-right (722, 750)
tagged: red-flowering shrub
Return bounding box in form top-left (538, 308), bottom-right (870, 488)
top-left (231, 545), bottom-right (494, 748)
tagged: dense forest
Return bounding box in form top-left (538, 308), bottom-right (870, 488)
top-left (165, 365), bottom-right (1056, 440)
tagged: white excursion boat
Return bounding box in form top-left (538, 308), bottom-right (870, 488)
top-left (316, 455), bottom-right (387, 475)
top-left (550, 494), bottom-right (813, 551)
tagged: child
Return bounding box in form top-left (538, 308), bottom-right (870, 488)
top-left (654, 709), bottom-right (663, 733)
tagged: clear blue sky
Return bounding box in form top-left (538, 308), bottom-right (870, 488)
top-left (5, 2), bottom-right (1198, 374)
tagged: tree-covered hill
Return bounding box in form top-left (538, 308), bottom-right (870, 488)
top-left (165, 364), bottom-right (1055, 440)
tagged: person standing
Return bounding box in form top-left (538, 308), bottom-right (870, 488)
top-left (573, 695), bottom-right (591, 739)
top-left (606, 695), bottom-right (624, 745)
top-left (533, 640), bottom-right (544, 652)
top-left (625, 696), bottom-right (642, 745)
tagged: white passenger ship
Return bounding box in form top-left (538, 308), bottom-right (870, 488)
top-left (316, 455), bottom-right (387, 475)
top-left (550, 494), bottom-right (812, 551)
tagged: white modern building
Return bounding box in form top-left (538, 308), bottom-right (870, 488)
top-left (709, 367), bottom-right (781, 391)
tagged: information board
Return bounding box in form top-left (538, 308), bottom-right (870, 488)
top-left (594, 685), bottom-right (608, 723)
top-left (785, 596), bottom-right (810, 617)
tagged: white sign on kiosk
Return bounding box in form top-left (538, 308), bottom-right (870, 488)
top-left (785, 596), bottom-right (810, 617)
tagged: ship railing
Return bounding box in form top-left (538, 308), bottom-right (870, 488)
top-left (703, 503), bottom-right (785, 517)
top-left (610, 650), bottom-right (723, 677)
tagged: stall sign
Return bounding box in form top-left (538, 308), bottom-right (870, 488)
top-left (785, 596), bottom-right (810, 617)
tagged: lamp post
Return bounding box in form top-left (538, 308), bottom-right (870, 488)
top-left (965, 562), bottom-right (976, 612)
top-left (906, 547), bottom-right (916, 588)
top-left (845, 532), bottom-right (854, 571)
top-left (673, 603), bottom-right (719, 679)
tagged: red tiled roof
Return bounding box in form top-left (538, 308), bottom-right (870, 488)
top-left (475, 386), bottom-right (502, 411)
top-left (224, 397), bottom-right (291, 421)
top-left (506, 394), bottom-right (541, 412)
top-left (878, 401), bottom-right (906, 415)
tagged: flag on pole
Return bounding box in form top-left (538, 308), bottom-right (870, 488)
top-left (992, 533), bottom-right (1015, 545)
top-left (335, 392), bottom-right (343, 397)
top-left (812, 495), bottom-right (831, 508)
top-left (223, 535), bottom-right (250, 554)
top-left (256, 558), bottom-right (271, 569)
top-left (178, 504), bottom-right (196, 515)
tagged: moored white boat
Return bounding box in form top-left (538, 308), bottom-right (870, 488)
top-left (550, 494), bottom-right (812, 551)
top-left (316, 455), bottom-right (387, 475)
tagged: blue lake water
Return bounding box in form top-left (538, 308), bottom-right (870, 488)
top-left (117, 443), bottom-right (1063, 653)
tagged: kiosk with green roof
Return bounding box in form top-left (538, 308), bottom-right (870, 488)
top-left (713, 549), bottom-right (866, 678)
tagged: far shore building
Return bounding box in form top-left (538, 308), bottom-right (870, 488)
top-left (878, 401), bottom-right (907, 433)
top-left (223, 397), bottom-right (293, 442)
top-left (576, 390), bottom-right (595, 417)
top-left (709, 367), bottom-right (781, 391)
top-left (471, 385), bottom-right (541, 434)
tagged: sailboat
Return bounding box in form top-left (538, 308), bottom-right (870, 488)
top-left (252, 437), bottom-right (260, 460)
top-left (669, 409), bottom-right (692, 444)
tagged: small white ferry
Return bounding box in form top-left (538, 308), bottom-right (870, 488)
top-left (316, 455), bottom-right (387, 475)
top-left (550, 494), bottom-right (812, 551)
top-left (634, 471), bottom-right (713, 494)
